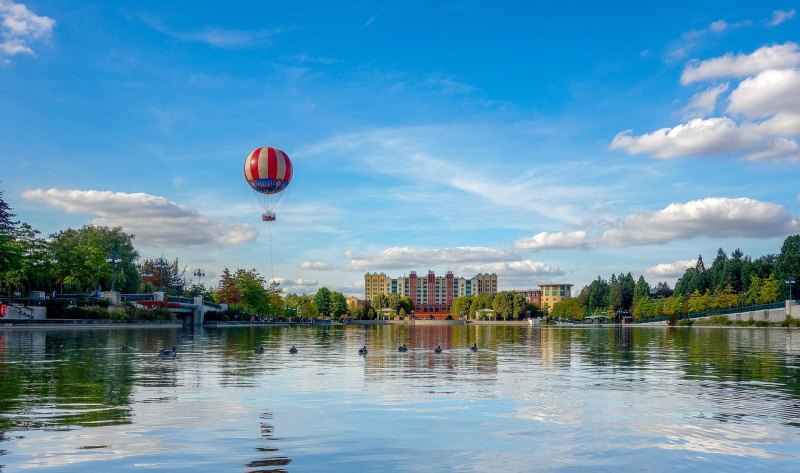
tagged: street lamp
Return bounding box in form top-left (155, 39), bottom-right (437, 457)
top-left (787, 276), bottom-right (796, 301)
top-left (106, 252), bottom-right (122, 291)
top-left (193, 268), bottom-right (205, 279)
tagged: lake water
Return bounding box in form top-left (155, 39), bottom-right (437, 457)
top-left (1, 325), bottom-right (799, 472)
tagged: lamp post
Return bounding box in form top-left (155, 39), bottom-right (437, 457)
top-left (193, 268), bottom-right (205, 279)
top-left (106, 252), bottom-right (122, 291)
top-left (787, 276), bottom-right (796, 301)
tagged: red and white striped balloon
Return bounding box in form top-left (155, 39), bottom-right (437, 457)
top-left (244, 147), bottom-right (293, 195)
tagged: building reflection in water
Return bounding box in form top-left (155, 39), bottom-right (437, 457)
top-left (244, 411), bottom-right (291, 473)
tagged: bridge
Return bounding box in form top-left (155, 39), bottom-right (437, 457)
top-left (1, 291), bottom-right (226, 325)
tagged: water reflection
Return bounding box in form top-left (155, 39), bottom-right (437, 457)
top-left (245, 412), bottom-right (291, 473)
top-left (0, 326), bottom-right (798, 471)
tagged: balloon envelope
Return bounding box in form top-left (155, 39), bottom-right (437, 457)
top-left (244, 147), bottom-right (293, 195)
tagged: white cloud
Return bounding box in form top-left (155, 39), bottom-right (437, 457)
top-left (0, 0), bottom-right (55, 59)
top-left (766, 9), bottom-right (795, 27)
top-left (744, 137), bottom-right (799, 162)
top-left (271, 277), bottom-right (318, 292)
top-left (645, 259), bottom-right (697, 278)
top-left (22, 188), bottom-right (257, 247)
top-left (602, 197), bottom-right (800, 246)
top-left (667, 20), bottom-right (751, 61)
top-left (141, 16), bottom-right (277, 48)
top-left (609, 117), bottom-right (761, 159)
top-left (682, 83), bottom-right (729, 118)
top-left (513, 231), bottom-right (589, 251)
top-left (299, 261), bottom-right (337, 271)
top-left (459, 260), bottom-right (563, 278)
top-left (681, 42), bottom-right (800, 84)
top-left (727, 68), bottom-right (800, 118)
top-left (343, 246), bottom-right (517, 271)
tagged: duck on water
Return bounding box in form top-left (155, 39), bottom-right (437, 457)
top-left (159, 346), bottom-right (177, 357)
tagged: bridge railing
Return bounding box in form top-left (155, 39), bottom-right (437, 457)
top-left (168, 296), bottom-right (195, 305)
top-left (121, 294), bottom-right (155, 302)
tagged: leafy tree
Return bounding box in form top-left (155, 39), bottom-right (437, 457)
top-left (235, 268), bottom-right (272, 315)
top-left (450, 296), bottom-right (472, 319)
top-left (633, 275), bottom-right (650, 301)
top-left (759, 274), bottom-right (781, 304)
top-left (371, 293), bottom-right (388, 310)
top-left (511, 292), bottom-right (528, 319)
top-left (138, 256), bottom-right (183, 294)
top-left (215, 267), bottom-right (241, 305)
top-left (776, 235), bottom-right (800, 296)
top-left (551, 298), bottom-right (582, 319)
top-left (49, 227), bottom-right (112, 293)
top-left (314, 287), bottom-right (332, 316)
top-left (330, 291), bottom-right (348, 317)
top-left (491, 291), bottom-right (514, 319)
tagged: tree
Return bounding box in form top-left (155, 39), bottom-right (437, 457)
top-left (138, 256), bottom-right (183, 294)
top-left (511, 292), bottom-right (527, 319)
top-left (235, 268), bottom-right (272, 315)
top-left (49, 227), bottom-right (110, 293)
top-left (330, 291), bottom-right (348, 317)
top-left (633, 275), bottom-right (650, 301)
top-left (215, 267), bottom-right (241, 305)
top-left (776, 235), bottom-right (800, 296)
top-left (551, 298), bottom-right (582, 319)
top-left (491, 291), bottom-right (515, 319)
top-left (371, 293), bottom-right (388, 310)
top-left (314, 287), bottom-right (332, 317)
top-left (450, 296), bottom-right (472, 319)
top-left (759, 274), bottom-right (781, 304)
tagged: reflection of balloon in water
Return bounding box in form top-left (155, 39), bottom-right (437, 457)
top-left (244, 147), bottom-right (293, 221)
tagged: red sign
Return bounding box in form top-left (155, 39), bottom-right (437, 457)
top-left (0, 304), bottom-right (7, 317)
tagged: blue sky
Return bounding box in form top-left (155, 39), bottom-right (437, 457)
top-left (1, 1), bottom-right (799, 296)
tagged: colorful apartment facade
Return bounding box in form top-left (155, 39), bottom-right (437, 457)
top-left (539, 283), bottom-right (573, 311)
top-left (364, 271), bottom-right (498, 315)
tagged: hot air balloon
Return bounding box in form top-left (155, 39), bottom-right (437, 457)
top-left (244, 147), bottom-right (293, 221)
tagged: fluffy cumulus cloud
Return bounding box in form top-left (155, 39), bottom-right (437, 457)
top-left (0, 0), bottom-right (55, 60)
top-left (727, 68), bottom-right (800, 118)
top-left (612, 42), bottom-right (800, 162)
top-left (682, 83), bottom-right (729, 118)
top-left (513, 231), bottom-right (589, 251)
top-left (609, 117), bottom-right (760, 159)
top-left (645, 259), bottom-right (698, 278)
top-left (603, 197), bottom-right (800, 246)
top-left (460, 260), bottom-right (563, 278)
top-left (22, 188), bottom-right (257, 247)
top-left (342, 246), bottom-right (517, 271)
top-left (680, 42), bottom-right (800, 84)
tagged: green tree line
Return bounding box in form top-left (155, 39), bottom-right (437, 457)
top-left (551, 236), bottom-right (800, 321)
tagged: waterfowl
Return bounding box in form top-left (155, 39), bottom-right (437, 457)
top-left (159, 346), bottom-right (177, 357)
top-left (434, 345), bottom-right (443, 354)
top-left (289, 345), bottom-right (298, 354)
top-left (471, 343), bottom-right (478, 352)
top-left (255, 346), bottom-right (265, 354)
top-left (358, 345), bottom-right (368, 355)
top-left (398, 344), bottom-right (408, 352)
top-left (121, 344), bottom-right (132, 352)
